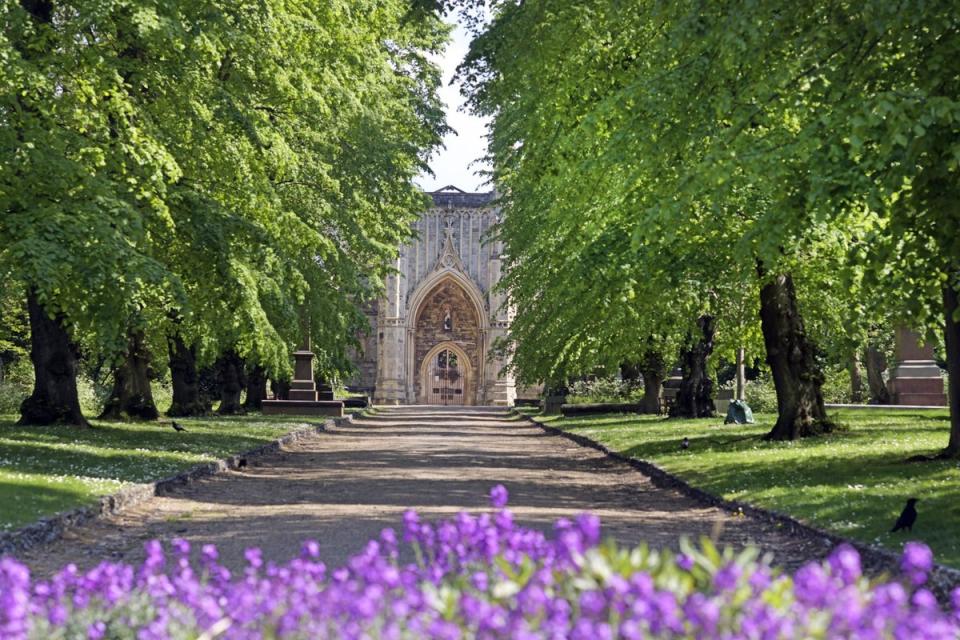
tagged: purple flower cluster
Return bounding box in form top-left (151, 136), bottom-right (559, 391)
top-left (1, 484), bottom-right (958, 639)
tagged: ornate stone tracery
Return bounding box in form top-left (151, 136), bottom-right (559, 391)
top-left (348, 187), bottom-right (515, 405)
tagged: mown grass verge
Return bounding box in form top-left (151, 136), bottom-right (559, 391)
top-left (521, 408), bottom-right (960, 568)
top-left (0, 413), bottom-right (328, 532)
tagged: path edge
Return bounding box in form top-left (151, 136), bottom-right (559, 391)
top-left (0, 414), bottom-right (355, 557)
top-left (515, 410), bottom-right (960, 595)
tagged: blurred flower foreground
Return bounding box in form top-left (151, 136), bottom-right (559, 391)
top-left (2, 485), bottom-right (958, 639)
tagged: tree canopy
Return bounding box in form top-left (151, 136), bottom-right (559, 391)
top-left (1, 0), bottom-right (449, 423)
top-left (461, 0), bottom-right (960, 447)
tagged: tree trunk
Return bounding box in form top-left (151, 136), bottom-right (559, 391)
top-left (620, 361), bottom-right (642, 384)
top-left (271, 378), bottom-right (290, 400)
top-left (849, 350), bottom-right (864, 404)
top-left (18, 288), bottom-right (88, 427)
top-left (942, 281), bottom-right (960, 457)
top-left (865, 344), bottom-right (891, 404)
top-left (217, 351), bottom-right (245, 415)
top-left (167, 335), bottom-right (206, 417)
top-left (639, 349), bottom-right (666, 414)
top-left (243, 364), bottom-right (267, 410)
top-left (671, 315), bottom-right (716, 418)
top-left (735, 347), bottom-right (746, 401)
top-left (758, 273), bottom-right (832, 440)
top-left (100, 331), bottom-right (158, 420)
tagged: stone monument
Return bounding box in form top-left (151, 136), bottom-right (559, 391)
top-left (262, 337), bottom-right (344, 416)
top-left (887, 326), bottom-right (946, 406)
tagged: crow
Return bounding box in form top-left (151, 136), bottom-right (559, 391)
top-left (238, 458), bottom-right (248, 469)
top-left (171, 421), bottom-right (187, 433)
top-left (891, 498), bottom-right (919, 533)
top-left (680, 437), bottom-right (690, 450)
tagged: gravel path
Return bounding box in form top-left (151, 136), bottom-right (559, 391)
top-left (19, 406), bottom-right (834, 577)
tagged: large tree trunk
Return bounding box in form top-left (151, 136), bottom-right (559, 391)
top-left (670, 315), bottom-right (716, 418)
top-left (639, 349), bottom-right (666, 414)
top-left (100, 331), bottom-right (158, 420)
top-left (217, 351), bottom-right (245, 415)
top-left (18, 288), bottom-right (88, 427)
top-left (271, 378), bottom-right (290, 400)
top-left (758, 273), bottom-right (832, 440)
top-left (865, 344), bottom-right (891, 404)
top-left (849, 350), bottom-right (864, 404)
top-left (942, 281), bottom-right (960, 457)
top-left (167, 335), bottom-right (206, 417)
top-left (243, 364), bottom-right (267, 411)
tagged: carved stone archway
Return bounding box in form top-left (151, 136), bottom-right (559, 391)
top-left (407, 275), bottom-right (484, 404)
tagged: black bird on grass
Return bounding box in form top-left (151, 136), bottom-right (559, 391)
top-left (891, 498), bottom-right (919, 533)
top-left (170, 421), bottom-right (187, 433)
top-left (680, 437), bottom-right (690, 451)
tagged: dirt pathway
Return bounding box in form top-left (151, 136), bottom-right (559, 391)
top-left (19, 406), bottom-right (830, 576)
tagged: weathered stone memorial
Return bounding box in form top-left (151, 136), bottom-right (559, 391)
top-left (887, 326), bottom-right (947, 406)
top-left (262, 338), bottom-right (344, 417)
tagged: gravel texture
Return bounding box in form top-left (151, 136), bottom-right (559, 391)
top-left (18, 406), bottom-right (856, 578)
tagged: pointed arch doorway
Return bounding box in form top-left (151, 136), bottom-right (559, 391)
top-left (409, 274), bottom-right (483, 405)
top-left (420, 342), bottom-right (472, 405)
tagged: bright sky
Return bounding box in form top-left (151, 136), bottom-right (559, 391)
top-left (417, 15), bottom-right (492, 194)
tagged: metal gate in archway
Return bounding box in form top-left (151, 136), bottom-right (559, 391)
top-left (426, 348), bottom-right (465, 405)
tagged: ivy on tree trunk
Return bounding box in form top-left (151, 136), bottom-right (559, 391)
top-left (18, 289), bottom-right (88, 427)
top-left (849, 351), bottom-right (864, 404)
top-left (100, 331), bottom-right (158, 420)
top-left (167, 335), bottom-right (206, 417)
top-left (639, 348), bottom-right (666, 414)
top-left (670, 316), bottom-right (716, 419)
top-left (758, 273), bottom-right (832, 440)
top-left (865, 344), bottom-right (891, 405)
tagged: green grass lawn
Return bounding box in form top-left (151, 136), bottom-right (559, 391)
top-left (0, 413), bottom-right (329, 533)
top-left (525, 408), bottom-right (960, 568)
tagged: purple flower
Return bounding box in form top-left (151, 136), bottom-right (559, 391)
top-left (575, 513), bottom-right (601, 546)
top-left (713, 562), bottom-right (742, 592)
top-left (200, 544), bottom-right (218, 564)
top-left (244, 547), bottom-right (263, 569)
top-left (470, 571), bottom-right (488, 591)
top-left (794, 563), bottom-right (833, 607)
top-left (683, 593), bottom-right (720, 632)
top-left (87, 620), bottom-right (106, 640)
top-left (828, 544), bottom-right (862, 585)
top-left (0, 558), bottom-right (31, 639)
top-left (171, 537), bottom-right (190, 556)
top-left (900, 541), bottom-right (933, 586)
top-left (489, 484), bottom-right (509, 509)
top-left (301, 539), bottom-right (320, 559)
top-left (0, 502), bottom-right (957, 638)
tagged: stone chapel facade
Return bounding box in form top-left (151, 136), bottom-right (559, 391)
top-left (349, 186), bottom-right (516, 406)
